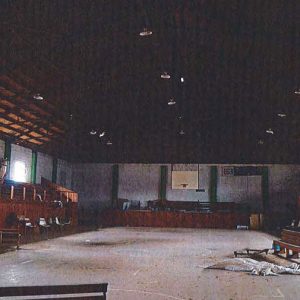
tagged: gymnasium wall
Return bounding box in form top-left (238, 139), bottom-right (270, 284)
top-left (71, 163), bottom-right (113, 212)
top-left (72, 163), bottom-right (300, 216)
top-left (57, 159), bottom-right (72, 189)
top-left (36, 152), bottom-right (53, 183)
top-left (0, 140), bottom-right (72, 189)
top-left (118, 164), bottom-right (160, 207)
top-left (0, 140), bottom-right (5, 158)
top-left (2, 137), bottom-right (300, 220)
top-left (9, 144), bottom-right (32, 182)
top-left (269, 165), bottom-right (300, 214)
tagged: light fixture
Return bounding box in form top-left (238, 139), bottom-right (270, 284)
top-left (90, 130), bottom-right (97, 135)
top-left (160, 72), bottom-right (171, 79)
top-left (168, 98), bottom-right (176, 105)
top-left (99, 131), bottom-right (106, 138)
top-left (179, 129), bottom-right (185, 135)
top-left (294, 89), bottom-right (300, 95)
top-left (33, 93), bottom-right (43, 100)
top-left (266, 128), bottom-right (274, 134)
top-left (180, 77), bottom-right (184, 83)
top-left (139, 28), bottom-right (152, 36)
top-left (106, 140), bottom-right (112, 146)
top-left (277, 113), bottom-right (287, 118)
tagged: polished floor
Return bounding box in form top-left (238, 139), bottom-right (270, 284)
top-left (0, 227), bottom-right (299, 300)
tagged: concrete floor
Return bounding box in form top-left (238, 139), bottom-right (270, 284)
top-left (0, 227), bottom-right (299, 300)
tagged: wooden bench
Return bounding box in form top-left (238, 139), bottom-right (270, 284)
top-left (273, 239), bottom-right (300, 258)
top-left (0, 229), bottom-right (20, 250)
top-left (0, 283), bottom-right (108, 299)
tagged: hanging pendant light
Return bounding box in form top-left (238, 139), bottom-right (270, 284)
top-left (168, 98), bottom-right (176, 106)
top-left (266, 128), bottom-right (274, 134)
top-left (99, 131), bottom-right (106, 138)
top-left (33, 93), bottom-right (43, 100)
top-left (161, 72), bottom-right (171, 79)
top-left (277, 113), bottom-right (287, 118)
top-left (139, 27), bottom-right (152, 36)
top-left (90, 130), bottom-right (97, 135)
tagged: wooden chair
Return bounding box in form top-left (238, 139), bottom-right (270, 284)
top-left (0, 283), bottom-right (108, 299)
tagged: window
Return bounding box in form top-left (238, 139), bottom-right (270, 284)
top-left (12, 161), bottom-right (26, 182)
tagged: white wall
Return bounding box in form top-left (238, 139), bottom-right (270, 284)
top-left (72, 163), bottom-right (113, 210)
top-left (36, 152), bottom-right (53, 183)
top-left (217, 167), bottom-right (262, 211)
top-left (269, 165), bottom-right (300, 214)
top-left (0, 140), bottom-right (5, 158)
top-left (0, 140), bottom-right (72, 188)
top-left (71, 163), bottom-right (300, 217)
top-left (118, 164), bottom-right (160, 206)
top-left (9, 144), bottom-right (32, 182)
top-left (57, 159), bottom-right (72, 189)
top-left (1, 142), bottom-right (297, 218)
top-left (166, 164), bottom-right (210, 202)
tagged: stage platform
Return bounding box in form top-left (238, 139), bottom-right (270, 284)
top-left (100, 209), bottom-right (249, 229)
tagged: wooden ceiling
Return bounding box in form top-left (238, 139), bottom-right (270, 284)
top-left (0, 1), bottom-right (299, 163)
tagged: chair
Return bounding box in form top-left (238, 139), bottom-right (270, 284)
top-left (48, 217), bottom-right (56, 237)
top-left (24, 218), bottom-right (35, 241)
top-left (38, 218), bottom-right (50, 239)
top-left (55, 217), bottom-right (64, 233)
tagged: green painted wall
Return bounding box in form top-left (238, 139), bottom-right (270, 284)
top-left (4, 140), bottom-right (11, 179)
top-left (159, 165), bottom-right (167, 200)
top-left (262, 166), bottom-right (269, 212)
top-left (31, 151), bottom-right (37, 183)
top-left (111, 164), bottom-right (119, 207)
top-left (209, 166), bottom-right (218, 202)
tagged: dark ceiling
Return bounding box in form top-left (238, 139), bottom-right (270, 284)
top-left (0, 0), bottom-right (299, 163)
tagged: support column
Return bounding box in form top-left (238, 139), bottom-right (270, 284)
top-left (31, 151), bottom-right (37, 184)
top-left (159, 166), bottom-right (167, 200)
top-left (4, 140), bottom-right (11, 179)
top-left (262, 167), bottom-right (269, 212)
top-left (111, 164), bottom-right (119, 208)
top-left (52, 158), bottom-right (58, 183)
top-left (209, 166), bottom-right (218, 203)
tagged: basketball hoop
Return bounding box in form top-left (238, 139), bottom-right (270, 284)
top-left (181, 183), bottom-right (188, 188)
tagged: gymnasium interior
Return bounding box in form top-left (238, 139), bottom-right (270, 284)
top-left (0, 1), bottom-right (299, 299)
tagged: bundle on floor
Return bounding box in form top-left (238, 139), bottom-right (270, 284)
top-left (207, 258), bottom-right (300, 276)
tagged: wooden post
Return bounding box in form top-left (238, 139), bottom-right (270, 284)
top-left (23, 187), bottom-right (26, 201)
top-left (10, 186), bottom-right (14, 200)
top-left (33, 188), bottom-right (36, 201)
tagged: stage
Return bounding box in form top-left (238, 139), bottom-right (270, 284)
top-left (100, 209), bottom-right (249, 229)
